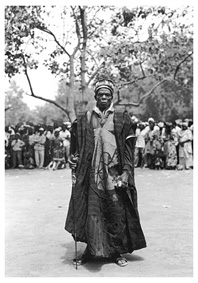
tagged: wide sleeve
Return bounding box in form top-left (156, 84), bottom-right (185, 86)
top-left (123, 112), bottom-right (136, 187)
top-left (69, 119), bottom-right (79, 157)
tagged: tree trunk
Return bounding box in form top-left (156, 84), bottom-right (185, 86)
top-left (67, 56), bottom-right (77, 122)
top-left (80, 7), bottom-right (88, 111)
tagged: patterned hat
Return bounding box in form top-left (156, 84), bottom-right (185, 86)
top-left (94, 79), bottom-right (114, 94)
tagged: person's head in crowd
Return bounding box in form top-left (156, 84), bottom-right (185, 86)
top-left (139, 122), bottom-right (145, 131)
top-left (184, 118), bottom-right (189, 124)
top-left (15, 133), bottom-right (20, 140)
top-left (165, 122), bottom-right (172, 135)
top-left (62, 124), bottom-right (66, 131)
top-left (54, 128), bottom-right (60, 138)
top-left (8, 126), bottom-right (15, 135)
top-left (65, 122), bottom-right (71, 130)
top-left (8, 128), bottom-right (12, 135)
top-left (181, 121), bottom-right (188, 130)
top-left (47, 125), bottom-right (53, 133)
top-left (175, 119), bottom-right (182, 128)
top-left (131, 116), bottom-right (138, 132)
top-left (5, 126), bottom-right (9, 133)
top-left (53, 122), bottom-right (59, 129)
top-left (38, 127), bottom-right (45, 135)
top-left (188, 119), bottom-right (193, 127)
top-left (172, 121), bottom-right (177, 128)
top-left (148, 117), bottom-right (155, 130)
top-left (28, 127), bottom-right (34, 135)
top-left (158, 121), bottom-right (164, 129)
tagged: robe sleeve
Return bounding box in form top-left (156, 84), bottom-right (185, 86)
top-left (122, 112), bottom-right (136, 187)
top-left (69, 119), bottom-right (79, 157)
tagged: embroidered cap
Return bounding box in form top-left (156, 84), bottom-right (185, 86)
top-left (94, 79), bottom-right (114, 95)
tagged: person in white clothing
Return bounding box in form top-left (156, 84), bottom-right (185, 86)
top-left (134, 122), bottom-right (146, 168)
top-left (177, 122), bottom-right (193, 170)
top-left (59, 123), bottom-right (71, 165)
top-left (33, 127), bottom-right (46, 168)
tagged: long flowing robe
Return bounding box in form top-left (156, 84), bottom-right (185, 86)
top-left (65, 108), bottom-right (146, 257)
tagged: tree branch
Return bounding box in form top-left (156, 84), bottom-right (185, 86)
top-left (36, 26), bottom-right (71, 58)
top-left (114, 78), bottom-right (168, 107)
top-left (173, 51), bottom-right (193, 79)
top-left (5, 106), bottom-right (12, 112)
top-left (87, 61), bottom-right (105, 86)
top-left (118, 75), bottom-right (153, 88)
top-left (21, 54), bottom-right (69, 115)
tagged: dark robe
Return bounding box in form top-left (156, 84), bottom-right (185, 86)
top-left (65, 109), bottom-right (146, 257)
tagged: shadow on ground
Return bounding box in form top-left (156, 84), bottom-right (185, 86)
top-left (61, 242), bottom-right (144, 273)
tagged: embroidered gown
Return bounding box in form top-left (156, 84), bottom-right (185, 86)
top-left (65, 106), bottom-right (146, 257)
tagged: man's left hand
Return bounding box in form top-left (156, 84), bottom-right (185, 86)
top-left (116, 171), bottom-right (129, 188)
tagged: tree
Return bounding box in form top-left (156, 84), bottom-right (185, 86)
top-left (5, 5), bottom-right (193, 121)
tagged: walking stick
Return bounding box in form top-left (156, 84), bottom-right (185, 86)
top-left (71, 163), bottom-right (78, 269)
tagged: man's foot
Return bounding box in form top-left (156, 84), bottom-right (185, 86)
top-left (73, 248), bottom-right (93, 266)
top-left (73, 256), bottom-right (87, 266)
top-left (115, 256), bottom-right (128, 267)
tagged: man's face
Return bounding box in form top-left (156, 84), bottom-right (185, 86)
top-left (95, 88), bottom-right (113, 111)
top-left (54, 131), bottom-right (59, 137)
top-left (149, 122), bottom-right (154, 130)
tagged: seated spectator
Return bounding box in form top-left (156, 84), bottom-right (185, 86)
top-left (50, 129), bottom-right (65, 170)
top-left (24, 152), bottom-right (34, 169)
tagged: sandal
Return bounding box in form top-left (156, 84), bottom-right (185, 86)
top-left (116, 256), bottom-right (128, 267)
top-left (73, 248), bottom-right (92, 266)
top-left (73, 257), bottom-right (87, 266)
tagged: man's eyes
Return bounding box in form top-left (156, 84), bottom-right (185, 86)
top-left (97, 93), bottom-right (112, 97)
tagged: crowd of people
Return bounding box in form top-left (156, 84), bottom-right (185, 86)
top-left (133, 117), bottom-right (193, 170)
top-left (4, 116), bottom-right (193, 171)
top-left (5, 122), bottom-right (71, 170)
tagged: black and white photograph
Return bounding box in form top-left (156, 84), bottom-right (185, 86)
top-left (3, 0), bottom-right (196, 279)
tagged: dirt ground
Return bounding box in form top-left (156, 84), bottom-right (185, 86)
top-left (5, 167), bottom-right (193, 277)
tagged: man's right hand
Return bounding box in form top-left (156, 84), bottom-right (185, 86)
top-left (68, 154), bottom-right (79, 170)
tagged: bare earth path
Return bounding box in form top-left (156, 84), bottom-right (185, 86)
top-left (5, 167), bottom-right (193, 277)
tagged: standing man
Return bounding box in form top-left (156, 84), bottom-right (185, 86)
top-left (143, 118), bottom-right (159, 169)
top-left (65, 78), bottom-right (146, 267)
top-left (11, 133), bottom-right (25, 168)
top-left (134, 122), bottom-right (146, 168)
top-left (33, 127), bottom-right (46, 169)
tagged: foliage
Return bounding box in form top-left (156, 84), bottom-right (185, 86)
top-left (5, 81), bottom-right (35, 125)
top-left (97, 6), bottom-right (193, 98)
